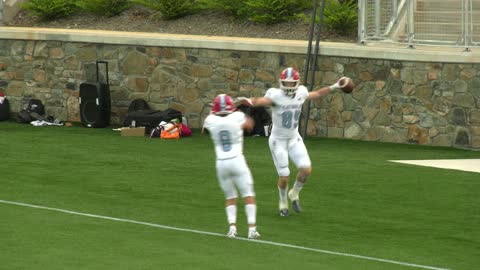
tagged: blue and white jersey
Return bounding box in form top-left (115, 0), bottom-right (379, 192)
top-left (265, 86), bottom-right (309, 139)
top-left (204, 111), bottom-right (246, 160)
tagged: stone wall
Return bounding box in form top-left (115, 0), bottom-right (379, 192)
top-left (0, 35), bottom-right (479, 149)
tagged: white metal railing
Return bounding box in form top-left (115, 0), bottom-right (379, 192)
top-left (359, 0), bottom-right (407, 42)
top-left (359, 0), bottom-right (479, 48)
top-left (0, 0), bottom-right (4, 25)
top-left (469, 0), bottom-right (480, 45)
top-left (409, 0), bottom-right (465, 46)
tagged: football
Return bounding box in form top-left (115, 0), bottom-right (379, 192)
top-left (338, 77), bottom-right (355, 93)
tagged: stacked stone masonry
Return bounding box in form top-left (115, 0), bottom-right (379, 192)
top-left (0, 39), bottom-right (479, 149)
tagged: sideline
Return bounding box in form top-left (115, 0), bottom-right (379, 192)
top-left (1, 199), bottom-right (450, 270)
top-left (389, 159), bottom-right (480, 173)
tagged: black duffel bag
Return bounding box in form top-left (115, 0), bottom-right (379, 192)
top-left (0, 94), bottom-right (9, 121)
top-left (123, 108), bottom-right (182, 132)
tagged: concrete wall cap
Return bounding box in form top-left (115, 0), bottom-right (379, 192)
top-left (2, 27), bottom-right (480, 63)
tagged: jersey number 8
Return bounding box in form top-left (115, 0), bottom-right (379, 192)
top-left (219, 130), bottom-right (232, 152)
top-left (282, 110), bottom-right (301, 129)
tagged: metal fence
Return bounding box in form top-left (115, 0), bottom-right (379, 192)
top-left (359, 0), bottom-right (480, 48)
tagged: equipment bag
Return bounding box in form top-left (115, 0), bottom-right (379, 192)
top-left (237, 105), bottom-right (272, 136)
top-left (127, 98), bottom-right (150, 113)
top-left (0, 94), bottom-right (9, 121)
top-left (180, 123), bottom-right (192, 137)
top-left (161, 123), bottom-right (182, 139)
top-left (149, 126), bottom-right (161, 138)
top-left (16, 99), bottom-right (46, 123)
top-left (26, 99), bottom-right (45, 115)
top-left (124, 108), bottom-right (182, 133)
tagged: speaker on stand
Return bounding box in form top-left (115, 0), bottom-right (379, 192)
top-left (79, 61), bottom-right (111, 128)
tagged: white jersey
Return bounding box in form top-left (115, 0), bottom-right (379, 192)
top-left (265, 86), bottom-right (309, 139)
top-left (204, 111), bottom-right (247, 160)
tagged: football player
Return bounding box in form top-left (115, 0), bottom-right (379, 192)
top-left (241, 67), bottom-right (351, 217)
top-left (203, 94), bottom-right (260, 239)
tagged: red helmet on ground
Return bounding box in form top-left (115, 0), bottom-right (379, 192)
top-left (212, 94), bottom-right (235, 115)
top-left (279, 67), bottom-right (300, 96)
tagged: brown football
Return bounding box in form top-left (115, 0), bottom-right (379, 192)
top-left (338, 77), bottom-right (355, 93)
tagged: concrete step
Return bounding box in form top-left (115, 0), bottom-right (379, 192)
top-left (417, 0), bottom-right (480, 11)
top-left (418, 0), bottom-right (480, 2)
top-left (408, 33), bottom-right (480, 43)
top-left (414, 22), bottom-right (480, 33)
top-left (411, 33), bottom-right (462, 42)
top-left (414, 23), bottom-right (480, 35)
top-left (414, 11), bottom-right (476, 23)
top-left (390, 34), bottom-right (480, 43)
top-left (416, 0), bottom-right (467, 11)
top-left (414, 23), bottom-right (463, 33)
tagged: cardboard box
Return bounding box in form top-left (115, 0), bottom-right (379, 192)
top-left (120, 127), bottom-right (145, 137)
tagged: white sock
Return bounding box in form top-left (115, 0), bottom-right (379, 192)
top-left (245, 204), bottom-right (256, 225)
top-left (248, 226), bottom-right (257, 233)
top-left (293, 181), bottom-right (304, 193)
top-left (226, 205), bottom-right (237, 225)
top-left (278, 186), bottom-right (288, 203)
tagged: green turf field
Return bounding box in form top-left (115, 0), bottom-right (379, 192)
top-left (1, 122), bottom-right (479, 270)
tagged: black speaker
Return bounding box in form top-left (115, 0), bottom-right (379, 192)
top-left (79, 61), bottom-right (111, 128)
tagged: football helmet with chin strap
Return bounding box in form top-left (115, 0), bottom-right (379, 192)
top-left (212, 94), bottom-right (235, 115)
top-left (279, 67), bottom-right (300, 96)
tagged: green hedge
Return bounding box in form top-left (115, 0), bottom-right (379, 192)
top-left (21, 0), bottom-right (77, 20)
top-left (75, 0), bottom-right (131, 17)
top-left (20, 0), bottom-right (358, 36)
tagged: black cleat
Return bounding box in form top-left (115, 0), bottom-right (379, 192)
top-left (291, 200), bottom-right (301, 213)
top-left (279, 208), bottom-right (289, 217)
top-left (288, 189), bottom-right (301, 213)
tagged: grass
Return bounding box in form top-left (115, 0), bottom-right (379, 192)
top-left (0, 121), bottom-right (479, 270)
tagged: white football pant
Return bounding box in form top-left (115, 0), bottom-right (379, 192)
top-left (216, 155), bottom-right (255, 199)
top-left (268, 134), bottom-right (311, 177)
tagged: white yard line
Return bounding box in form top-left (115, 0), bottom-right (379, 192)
top-left (389, 159), bottom-right (480, 173)
top-left (0, 199), bottom-right (450, 270)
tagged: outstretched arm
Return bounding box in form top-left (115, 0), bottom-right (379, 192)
top-left (250, 97), bottom-right (273, 107)
top-left (234, 96), bottom-right (273, 107)
top-left (307, 77), bottom-right (354, 100)
top-left (307, 85), bottom-right (335, 100)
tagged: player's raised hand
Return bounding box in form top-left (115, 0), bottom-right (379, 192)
top-left (330, 77), bottom-right (355, 93)
top-left (234, 97), bottom-right (253, 107)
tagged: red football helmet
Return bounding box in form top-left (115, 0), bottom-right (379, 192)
top-left (212, 94), bottom-right (235, 115)
top-left (279, 67), bottom-right (300, 96)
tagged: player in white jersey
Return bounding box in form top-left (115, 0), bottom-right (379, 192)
top-left (203, 94), bottom-right (260, 239)
top-left (240, 67), bottom-right (352, 217)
